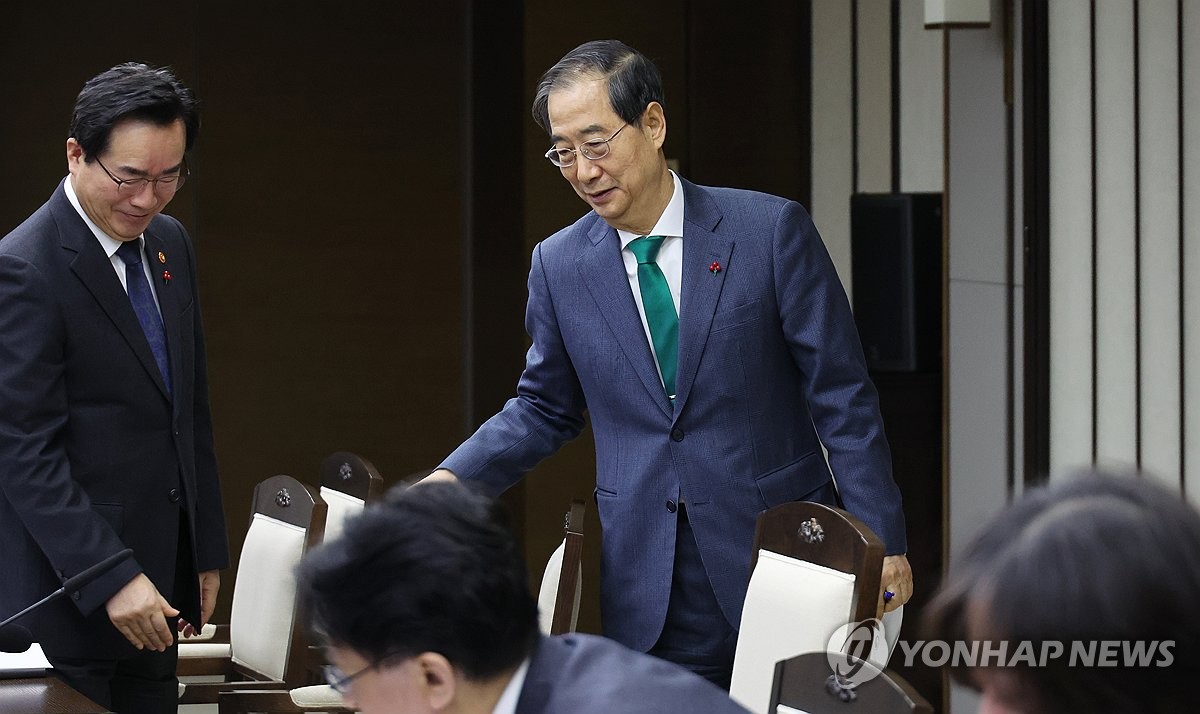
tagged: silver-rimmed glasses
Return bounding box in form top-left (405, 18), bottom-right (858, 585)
top-left (544, 124), bottom-right (628, 168)
top-left (94, 155), bottom-right (188, 196)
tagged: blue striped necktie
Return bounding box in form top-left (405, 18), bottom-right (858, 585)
top-left (116, 240), bottom-right (171, 396)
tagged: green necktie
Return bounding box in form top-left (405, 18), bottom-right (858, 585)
top-left (628, 235), bottom-right (678, 399)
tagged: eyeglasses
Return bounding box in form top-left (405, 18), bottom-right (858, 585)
top-left (544, 124), bottom-right (628, 168)
top-left (94, 155), bottom-right (188, 196)
top-left (322, 652), bottom-right (403, 694)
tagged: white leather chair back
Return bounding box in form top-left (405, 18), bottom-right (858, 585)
top-left (730, 550), bottom-right (858, 714)
top-left (319, 485), bottom-right (366, 542)
top-left (228, 513), bottom-right (307, 681)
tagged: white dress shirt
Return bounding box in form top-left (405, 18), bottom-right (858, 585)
top-left (64, 175), bottom-right (162, 313)
top-left (490, 658), bottom-right (530, 714)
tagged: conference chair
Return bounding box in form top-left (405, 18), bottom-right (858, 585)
top-left (538, 499), bottom-right (587, 635)
top-left (176, 474), bottom-right (327, 704)
top-left (769, 651), bottom-right (932, 714)
top-left (218, 497), bottom-right (590, 714)
top-left (728, 501), bottom-right (886, 714)
top-left (317, 451), bottom-right (384, 542)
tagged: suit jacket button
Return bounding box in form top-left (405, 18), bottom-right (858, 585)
top-left (666, 500), bottom-right (677, 513)
top-left (670, 428), bottom-right (684, 442)
top-left (167, 488), bottom-right (181, 503)
top-left (72, 591), bottom-right (81, 600)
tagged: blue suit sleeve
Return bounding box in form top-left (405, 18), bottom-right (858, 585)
top-left (773, 202), bottom-right (908, 554)
top-left (440, 241), bottom-right (587, 496)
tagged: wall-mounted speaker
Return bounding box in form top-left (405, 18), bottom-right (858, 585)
top-left (850, 192), bottom-right (943, 373)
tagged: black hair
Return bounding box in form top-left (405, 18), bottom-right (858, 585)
top-left (923, 470), bottom-right (1200, 712)
top-left (532, 39), bottom-right (665, 134)
top-left (297, 480), bottom-right (539, 680)
top-left (68, 62), bottom-right (199, 161)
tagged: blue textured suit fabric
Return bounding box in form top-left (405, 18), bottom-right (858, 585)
top-left (515, 634), bottom-right (750, 714)
top-left (441, 177), bottom-right (905, 652)
top-left (0, 181), bottom-right (228, 657)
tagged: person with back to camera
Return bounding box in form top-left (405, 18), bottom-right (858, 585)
top-left (923, 470), bottom-right (1199, 713)
top-left (297, 479), bottom-right (752, 713)
top-left (427, 38), bottom-right (912, 689)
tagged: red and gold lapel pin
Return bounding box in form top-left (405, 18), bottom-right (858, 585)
top-left (709, 261), bottom-right (722, 275)
top-left (157, 251), bottom-right (167, 264)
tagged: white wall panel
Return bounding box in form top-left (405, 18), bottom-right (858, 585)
top-left (1048, 0), bottom-right (1095, 478)
top-left (812, 0), bottom-right (856, 297)
top-left (1185, 0), bottom-right (1200, 505)
top-left (858, 0), bottom-right (893, 193)
top-left (900, 0), bottom-right (944, 192)
top-left (1137, 0), bottom-right (1181, 487)
top-left (1094, 0), bottom-right (1139, 468)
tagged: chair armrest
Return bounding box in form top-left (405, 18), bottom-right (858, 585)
top-left (180, 679), bottom-right (290, 705)
top-left (217, 687), bottom-right (355, 713)
top-left (176, 652), bottom-right (235, 677)
top-left (180, 623), bottom-right (230, 643)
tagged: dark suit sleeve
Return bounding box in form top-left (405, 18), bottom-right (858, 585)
top-left (772, 202), bottom-right (908, 554)
top-left (0, 253), bottom-right (141, 615)
top-left (440, 241), bottom-right (587, 495)
top-left (178, 227), bottom-right (228, 572)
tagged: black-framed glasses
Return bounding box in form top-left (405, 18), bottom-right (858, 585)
top-left (544, 124), bottom-right (628, 168)
top-left (322, 652), bottom-right (403, 694)
top-left (94, 155), bottom-right (189, 196)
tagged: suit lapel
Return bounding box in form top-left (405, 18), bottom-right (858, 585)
top-left (53, 189), bottom-right (172, 401)
top-left (144, 229), bottom-right (178, 405)
top-left (674, 181), bottom-right (732, 414)
top-left (576, 219), bottom-right (673, 417)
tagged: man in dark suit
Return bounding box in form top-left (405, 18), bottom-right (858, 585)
top-left (431, 40), bottom-right (913, 687)
top-left (299, 480), bottom-right (749, 714)
top-left (0, 62), bottom-right (227, 711)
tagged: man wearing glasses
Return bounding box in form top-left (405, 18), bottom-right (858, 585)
top-left (0, 62), bottom-right (227, 712)
top-left (433, 40), bottom-right (912, 688)
top-left (300, 480), bottom-right (750, 713)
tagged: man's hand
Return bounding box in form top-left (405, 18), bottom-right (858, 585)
top-left (878, 554), bottom-right (914, 615)
top-left (105, 573), bottom-right (178, 651)
top-left (178, 569), bottom-right (221, 638)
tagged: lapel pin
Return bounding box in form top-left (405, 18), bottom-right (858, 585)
top-left (709, 261), bottom-right (722, 275)
top-left (162, 270), bottom-right (172, 285)
top-left (157, 251), bottom-right (167, 264)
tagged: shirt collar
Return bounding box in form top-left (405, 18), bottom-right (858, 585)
top-left (489, 658), bottom-right (530, 714)
top-left (64, 174), bottom-right (143, 259)
top-left (618, 170), bottom-right (685, 248)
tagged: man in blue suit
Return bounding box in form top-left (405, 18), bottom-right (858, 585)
top-left (432, 40), bottom-right (912, 687)
top-left (0, 63), bottom-right (227, 711)
top-left (300, 480), bottom-right (749, 714)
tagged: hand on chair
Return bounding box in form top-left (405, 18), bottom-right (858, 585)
top-left (878, 554), bottom-right (913, 616)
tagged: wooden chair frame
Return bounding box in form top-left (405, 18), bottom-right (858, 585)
top-left (769, 651), bottom-right (933, 713)
top-left (177, 474), bottom-right (327, 704)
top-left (548, 499), bottom-right (587, 635)
top-left (750, 501), bottom-right (885, 627)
